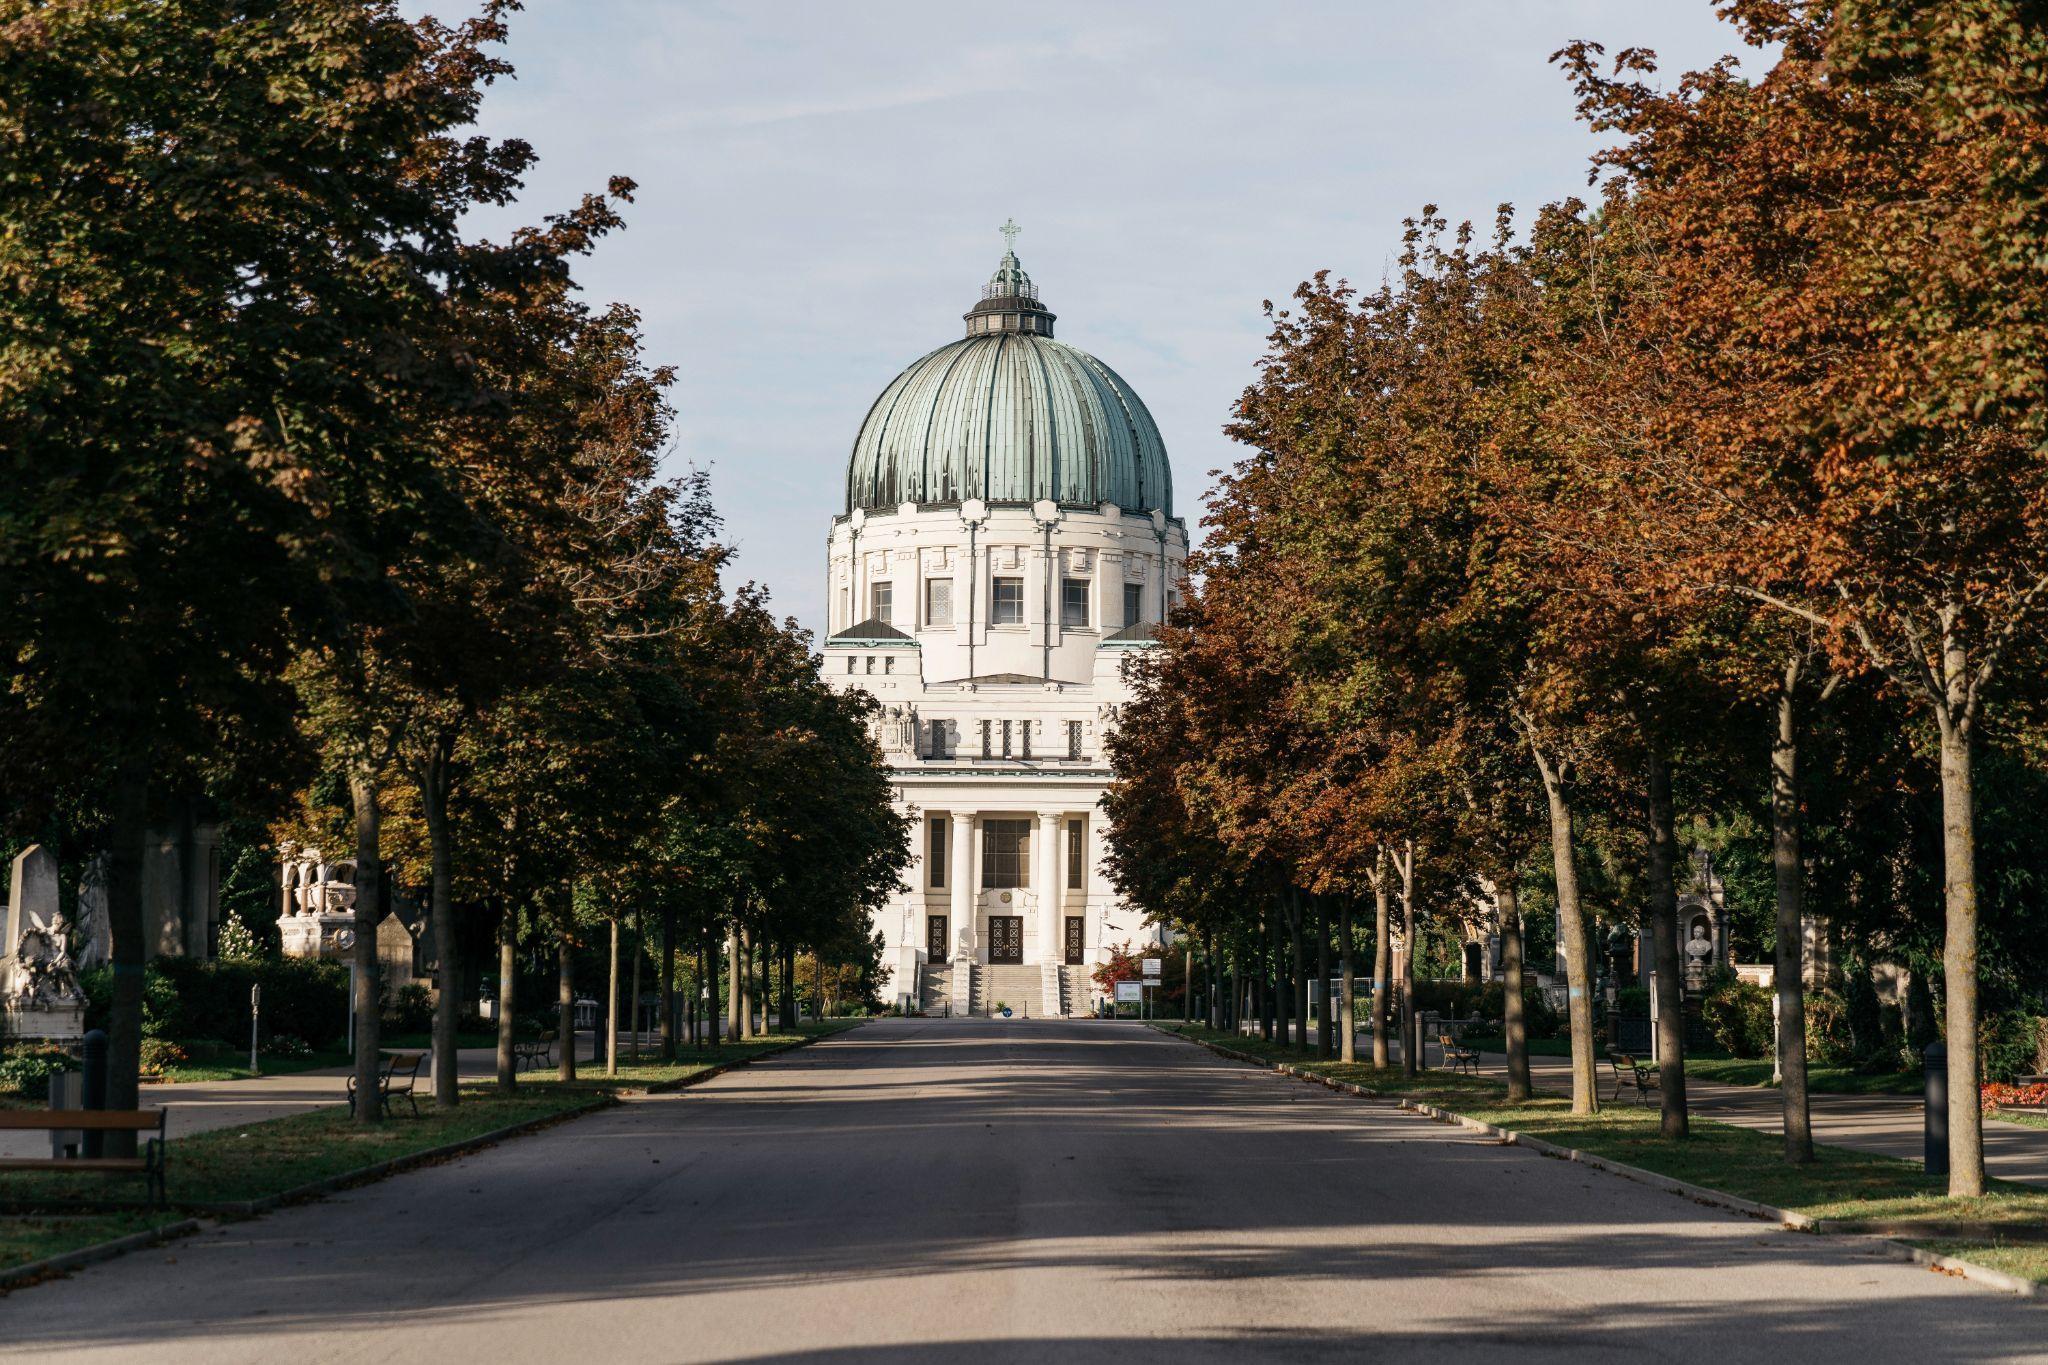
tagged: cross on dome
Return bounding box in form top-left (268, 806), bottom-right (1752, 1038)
top-left (999, 217), bottom-right (1021, 253)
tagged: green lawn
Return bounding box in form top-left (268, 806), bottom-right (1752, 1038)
top-left (1159, 1022), bottom-right (2048, 1279)
top-left (1683, 1056), bottom-right (1924, 1096)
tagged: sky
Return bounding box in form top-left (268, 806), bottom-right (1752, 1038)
top-left (438, 1), bottom-right (1762, 636)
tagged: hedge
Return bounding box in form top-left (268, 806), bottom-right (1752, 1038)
top-left (80, 956), bottom-right (350, 1051)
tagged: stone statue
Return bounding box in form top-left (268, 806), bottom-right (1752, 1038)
top-left (5, 845), bottom-right (85, 1040)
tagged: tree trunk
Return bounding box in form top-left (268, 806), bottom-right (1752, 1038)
top-left (606, 915), bottom-right (620, 1077)
top-left (103, 770), bottom-right (148, 1158)
top-left (1646, 746), bottom-right (1689, 1138)
top-left (1262, 911), bottom-right (1278, 1042)
top-left (350, 770), bottom-right (385, 1125)
top-left (1529, 737), bottom-right (1598, 1113)
top-left (1937, 704), bottom-right (1985, 1196)
top-left (1206, 931), bottom-right (1219, 1030)
top-left (781, 942), bottom-right (797, 1030)
top-left (1339, 899), bottom-right (1357, 1064)
top-left (419, 738), bottom-right (459, 1109)
top-left (1772, 662), bottom-right (1814, 1163)
top-left (630, 905), bottom-right (643, 1064)
top-left (1372, 864), bottom-right (1391, 1069)
top-left (556, 918), bottom-right (576, 1083)
top-left (1398, 846), bottom-right (1417, 1078)
top-left (1315, 896), bottom-right (1332, 1059)
top-left (1289, 895), bottom-right (1309, 1053)
top-left (495, 901), bottom-right (517, 1093)
top-left (1498, 882), bottom-right (1530, 1102)
top-left (705, 927), bottom-right (721, 1053)
top-left (658, 907), bottom-right (676, 1060)
top-left (726, 927), bottom-right (743, 1042)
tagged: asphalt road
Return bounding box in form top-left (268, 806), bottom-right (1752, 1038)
top-left (5, 1018), bottom-right (2041, 1363)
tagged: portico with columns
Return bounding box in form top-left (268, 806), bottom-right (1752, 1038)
top-left (821, 226), bottom-right (1181, 1014)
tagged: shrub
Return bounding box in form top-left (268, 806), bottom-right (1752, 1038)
top-left (384, 983), bottom-right (434, 1034)
top-left (83, 957), bottom-right (349, 1051)
top-left (1979, 1011), bottom-right (2046, 1084)
top-left (138, 1038), bottom-right (189, 1076)
top-left (1804, 988), bottom-right (1853, 1066)
top-left (0, 1048), bottom-right (74, 1097)
top-left (1701, 978), bottom-right (1773, 1059)
top-left (1845, 967), bottom-right (1885, 1061)
top-left (1615, 986), bottom-right (1651, 1017)
top-left (267, 1034), bottom-right (313, 1058)
top-left (1409, 980), bottom-right (1558, 1038)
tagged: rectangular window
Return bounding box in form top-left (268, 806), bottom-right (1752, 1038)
top-left (981, 819), bottom-right (1032, 889)
top-left (1067, 819), bottom-right (1084, 889)
top-left (845, 656), bottom-right (855, 675)
top-left (929, 718), bottom-right (949, 758)
top-left (929, 817), bottom-right (946, 888)
top-left (883, 656), bottom-right (894, 674)
top-left (1020, 721), bottom-right (1031, 759)
top-left (870, 582), bottom-right (893, 624)
top-left (926, 578), bottom-right (953, 628)
top-left (1123, 583), bottom-right (1144, 628)
top-left (864, 656), bottom-right (874, 674)
top-left (1001, 719), bottom-right (1013, 758)
top-left (991, 576), bottom-right (1025, 625)
top-left (1067, 720), bottom-right (1082, 759)
top-left (981, 719), bottom-right (992, 758)
top-left (1061, 578), bottom-right (1089, 629)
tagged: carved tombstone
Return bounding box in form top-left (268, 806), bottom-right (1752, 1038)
top-left (5, 845), bottom-right (85, 1040)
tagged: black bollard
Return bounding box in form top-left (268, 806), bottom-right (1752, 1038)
top-left (1924, 1040), bottom-right (1949, 1177)
top-left (80, 1028), bottom-right (109, 1158)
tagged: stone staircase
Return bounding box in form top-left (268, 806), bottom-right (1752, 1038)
top-left (919, 964), bottom-right (956, 1015)
top-left (1059, 965), bottom-right (1092, 1016)
top-left (979, 964), bottom-right (1044, 1017)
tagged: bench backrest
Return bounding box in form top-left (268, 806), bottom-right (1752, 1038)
top-left (0, 1109), bottom-right (163, 1131)
top-left (384, 1052), bottom-right (425, 1073)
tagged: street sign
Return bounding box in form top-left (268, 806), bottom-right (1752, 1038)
top-left (1114, 981), bottom-right (1143, 1003)
top-left (1141, 958), bottom-right (1161, 979)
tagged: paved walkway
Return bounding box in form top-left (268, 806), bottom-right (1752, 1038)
top-left (0, 1033), bottom-right (647, 1157)
top-left (4, 1019), bottom-right (2043, 1363)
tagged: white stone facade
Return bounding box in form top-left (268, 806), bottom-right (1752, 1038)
top-left (824, 497), bottom-right (1186, 1011)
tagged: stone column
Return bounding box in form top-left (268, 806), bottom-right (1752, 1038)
top-left (949, 812), bottom-right (974, 961)
top-left (1036, 811), bottom-right (1063, 963)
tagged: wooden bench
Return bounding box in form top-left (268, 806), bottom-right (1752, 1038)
top-left (512, 1030), bottom-right (556, 1073)
top-left (1439, 1032), bottom-right (1479, 1076)
top-left (0, 1107), bottom-right (167, 1205)
top-left (347, 1051), bottom-right (425, 1119)
top-left (1607, 1050), bottom-right (1661, 1106)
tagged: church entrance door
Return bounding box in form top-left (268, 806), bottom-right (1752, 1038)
top-left (988, 916), bottom-right (1023, 964)
top-left (927, 915), bottom-right (948, 962)
top-left (1064, 917), bottom-right (1084, 965)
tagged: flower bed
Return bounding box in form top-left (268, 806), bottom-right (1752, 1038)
top-left (1980, 1081), bottom-right (2048, 1114)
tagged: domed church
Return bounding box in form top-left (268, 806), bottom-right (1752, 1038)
top-left (824, 224), bottom-right (1187, 1016)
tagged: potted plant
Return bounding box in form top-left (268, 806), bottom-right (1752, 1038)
top-left (995, 1000), bottom-right (1012, 1018)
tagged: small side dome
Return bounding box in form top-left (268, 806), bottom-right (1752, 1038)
top-left (845, 222), bottom-right (1172, 518)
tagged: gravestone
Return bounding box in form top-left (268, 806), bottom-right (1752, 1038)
top-left (5, 844), bottom-right (85, 1041)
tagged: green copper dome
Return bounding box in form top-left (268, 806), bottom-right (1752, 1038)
top-left (845, 229), bottom-right (1172, 518)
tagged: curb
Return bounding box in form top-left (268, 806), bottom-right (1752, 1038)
top-left (0, 1219), bottom-right (202, 1294)
top-left (1152, 1025), bottom-right (2041, 1303)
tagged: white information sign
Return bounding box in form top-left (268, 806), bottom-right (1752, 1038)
top-left (1141, 958), bottom-right (1162, 979)
top-left (1115, 981), bottom-right (1144, 1003)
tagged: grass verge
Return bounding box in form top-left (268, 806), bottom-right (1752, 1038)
top-left (1160, 1023), bottom-right (2048, 1283)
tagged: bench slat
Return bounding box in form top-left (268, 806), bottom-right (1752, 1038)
top-left (0, 1110), bottom-right (163, 1131)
